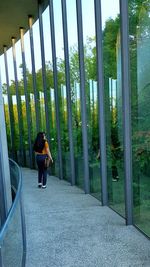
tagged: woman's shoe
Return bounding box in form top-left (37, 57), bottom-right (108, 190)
top-left (42, 185), bottom-right (47, 189)
top-left (38, 183), bottom-right (42, 188)
top-left (112, 176), bottom-right (119, 182)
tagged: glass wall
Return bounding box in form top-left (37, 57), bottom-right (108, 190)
top-left (66, 0), bottom-right (84, 188)
top-left (53, 0), bottom-right (70, 180)
top-left (32, 20), bottom-right (44, 133)
top-left (0, 54), bottom-right (11, 154)
top-left (23, 30), bottom-right (35, 167)
top-left (129, 0), bottom-right (150, 237)
top-left (0, 0), bottom-right (150, 238)
top-left (42, 7), bottom-right (57, 175)
top-left (0, 160), bottom-right (26, 266)
top-left (101, 0), bottom-right (125, 216)
top-left (82, 0), bottom-right (101, 199)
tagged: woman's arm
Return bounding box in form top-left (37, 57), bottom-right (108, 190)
top-left (45, 147), bottom-right (53, 162)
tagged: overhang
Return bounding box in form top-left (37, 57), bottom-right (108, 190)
top-left (0, 0), bottom-right (49, 55)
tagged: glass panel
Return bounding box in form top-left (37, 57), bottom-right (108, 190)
top-left (0, 54), bottom-right (11, 153)
top-left (101, 0), bottom-right (125, 216)
top-left (15, 39), bottom-right (27, 166)
top-left (12, 95), bottom-right (19, 156)
top-left (49, 88), bottom-right (57, 175)
top-left (53, 0), bottom-right (70, 180)
top-left (23, 31), bottom-right (34, 167)
top-left (3, 93), bottom-right (11, 152)
top-left (1, 201), bottom-right (23, 266)
top-left (129, 0), bottom-right (150, 237)
top-left (66, 0), bottom-right (84, 188)
top-left (82, 0), bottom-right (101, 200)
top-left (4, 48), bottom-right (17, 160)
top-left (43, 7), bottom-right (58, 175)
top-left (30, 93), bottom-right (36, 138)
top-left (33, 20), bottom-right (45, 133)
top-left (0, 160), bottom-right (24, 266)
top-left (24, 32), bottom-right (35, 140)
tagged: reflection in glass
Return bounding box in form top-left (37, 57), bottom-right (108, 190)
top-left (82, 0), bottom-right (101, 199)
top-left (12, 95), bottom-right (19, 154)
top-left (53, 0), bottom-right (70, 180)
top-left (1, 202), bottom-right (23, 266)
top-left (0, 54), bottom-right (11, 154)
top-left (42, 7), bottom-right (58, 175)
top-left (66, 0), bottom-right (84, 188)
top-left (101, 0), bottom-right (125, 216)
top-left (129, 0), bottom-right (150, 237)
top-left (32, 20), bottom-right (44, 133)
top-left (3, 93), bottom-right (11, 151)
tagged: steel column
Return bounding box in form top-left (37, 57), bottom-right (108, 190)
top-left (12, 38), bottom-right (24, 165)
top-left (61, 0), bottom-right (75, 185)
top-left (76, 0), bottom-right (90, 194)
top-left (49, 0), bottom-right (63, 180)
top-left (3, 46), bottom-right (16, 160)
top-left (120, 0), bottom-right (133, 225)
top-left (28, 16), bottom-right (40, 133)
top-left (94, 0), bottom-right (108, 205)
top-left (20, 27), bottom-right (33, 168)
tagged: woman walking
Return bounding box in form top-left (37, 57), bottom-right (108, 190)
top-left (33, 132), bottom-right (53, 188)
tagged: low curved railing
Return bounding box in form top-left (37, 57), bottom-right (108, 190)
top-left (0, 159), bottom-right (26, 267)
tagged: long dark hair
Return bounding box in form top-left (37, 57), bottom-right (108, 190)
top-left (33, 132), bottom-right (46, 153)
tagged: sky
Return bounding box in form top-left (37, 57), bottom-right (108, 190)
top-left (0, 0), bottom-right (119, 85)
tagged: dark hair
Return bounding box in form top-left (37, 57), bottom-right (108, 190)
top-left (33, 132), bottom-right (46, 153)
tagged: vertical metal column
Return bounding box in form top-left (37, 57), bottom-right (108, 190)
top-left (3, 46), bottom-right (16, 160)
top-left (61, 0), bottom-right (75, 185)
top-left (20, 27), bottom-right (33, 168)
top-left (76, 0), bottom-right (89, 194)
top-left (38, 1), bottom-right (51, 144)
top-left (12, 38), bottom-right (24, 165)
top-left (28, 16), bottom-right (40, 133)
top-left (94, 0), bottom-right (108, 205)
top-left (49, 0), bottom-right (63, 180)
top-left (120, 0), bottom-right (133, 225)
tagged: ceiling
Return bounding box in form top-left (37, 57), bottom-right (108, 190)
top-left (0, 0), bottom-right (48, 54)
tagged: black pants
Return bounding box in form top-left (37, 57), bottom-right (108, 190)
top-left (36, 154), bottom-right (48, 186)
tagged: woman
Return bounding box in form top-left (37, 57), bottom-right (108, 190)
top-left (33, 132), bottom-right (53, 188)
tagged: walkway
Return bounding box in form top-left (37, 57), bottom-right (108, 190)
top-left (22, 168), bottom-right (150, 267)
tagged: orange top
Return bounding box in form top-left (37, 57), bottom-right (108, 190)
top-left (36, 141), bottom-right (49, 155)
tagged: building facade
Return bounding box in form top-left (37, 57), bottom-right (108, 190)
top-left (0, 1), bottom-right (149, 256)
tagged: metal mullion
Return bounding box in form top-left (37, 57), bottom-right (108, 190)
top-left (61, 0), bottom-right (75, 185)
top-left (38, 1), bottom-right (51, 144)
top-left (94, 0), bottom-right (108, 205)
top-left (28, 16), bottom-right (40, 133)
top-left (20, 27), bottom-right (33, 168)
top-left (49, 0), bottom-right (63, 180)
top-left (3, 46), bottom-right (16, 160)
top-left (12, 38), bottom-right (24, 166)
top-left (120, 0), bottom-right (133, 225)
top-left (76, 0), bottom-right (89, 194)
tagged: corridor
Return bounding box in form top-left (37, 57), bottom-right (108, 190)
top-left (22, 168), bottom-right (150, 267)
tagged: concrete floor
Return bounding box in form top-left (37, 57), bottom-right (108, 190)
top-left (22, 168), bottom-right (150, 267)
